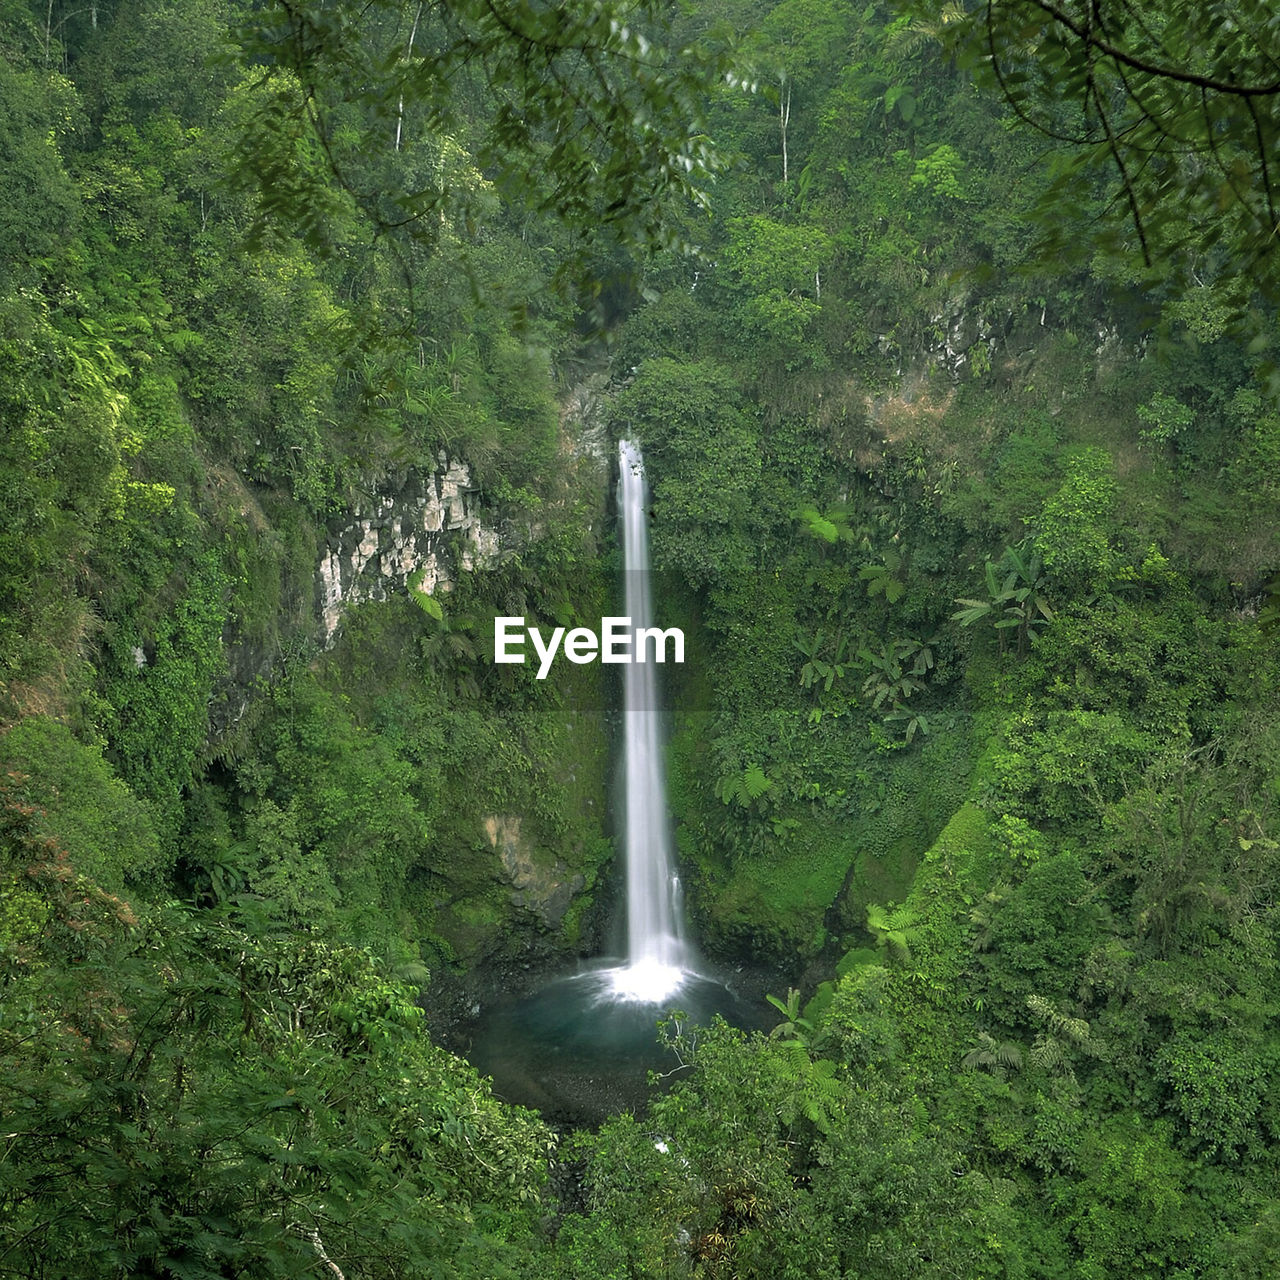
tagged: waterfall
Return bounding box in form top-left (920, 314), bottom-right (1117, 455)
top-left (608, 440), bottom-right (693, 1003)
top-left (462, 441), bottom-right (753, 1101)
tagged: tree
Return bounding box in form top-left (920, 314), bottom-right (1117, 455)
top-left (749, 0), bottom-right (860, 185)
top-left (0, 58), bottom-right (80, 290)
top-left (561, 1015), bottom-right (994, 1279)
top-left (900, 0), bottom-right (1280, 310)
top-left (720, 213), bottom-right (834, 364)
top-left (232, 0), bottom-right (735, 291)
top-left (0, 778), bottom-right (553, 1278)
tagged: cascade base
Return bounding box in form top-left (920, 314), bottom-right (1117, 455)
top-left (462, 962), bottom-right (767, 1125)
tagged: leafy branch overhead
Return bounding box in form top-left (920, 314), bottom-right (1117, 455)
top-left (903, 0), bottom-right (1280, 307)
top-left (235, 0), bottom-right (735, 275)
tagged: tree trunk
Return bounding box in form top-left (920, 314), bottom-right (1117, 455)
top-left (779, 76), bottom-right (791, 184)
top-left (395, 4), bottom-right (424, 152)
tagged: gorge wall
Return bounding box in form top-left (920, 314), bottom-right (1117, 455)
top-left (316, 454), bottom-right (503, 647)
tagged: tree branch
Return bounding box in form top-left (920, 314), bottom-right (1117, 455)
top-left (1024, 0), bottom-right (1280, 97)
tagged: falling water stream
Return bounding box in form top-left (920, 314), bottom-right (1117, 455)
top-left (454, 440), bottom-right (763, 1123)
top-left (604, 439), bottom-right (693, 1003)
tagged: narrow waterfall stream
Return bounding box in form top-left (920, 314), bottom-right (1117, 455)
top-left (454, 439), bottom-right (763, 1123)
top-left (607, 440), bottom-right (692, 1003)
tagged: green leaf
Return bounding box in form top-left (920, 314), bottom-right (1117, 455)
top-left (742, 764), bottom-right (772, 801)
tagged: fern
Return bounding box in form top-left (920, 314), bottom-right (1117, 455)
top-left (1026, 995), bottom-right (1093, 1047)
top-left (1025, 995), bottom-right (1105, 1082)
top-left (961, 1031), bottom-right (1024, 1077)
top-left (859, 549), bottom-right (906, 603)
top-left (408, 567), bottom-right (444, 621)
top-left (794, 503), bottom-right (854, 545)
top-left (717, 765), bottom-right (773, 808)
top-left (865, 902), bottom-right (919, 962)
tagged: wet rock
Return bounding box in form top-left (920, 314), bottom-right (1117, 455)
top-left (486, 814), bottom-right (586, 929)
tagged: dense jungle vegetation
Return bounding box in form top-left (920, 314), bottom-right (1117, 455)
top-left (2, 0), bottom-right (1280, 1275)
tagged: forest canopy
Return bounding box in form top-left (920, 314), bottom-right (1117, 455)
top-left (3, 0), bottom-right (1280, 1277)
top-left (232, 0), bottom-right (734, 292)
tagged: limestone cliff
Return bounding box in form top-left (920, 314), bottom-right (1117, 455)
top-left (317, 454), bottom-right (503, 647)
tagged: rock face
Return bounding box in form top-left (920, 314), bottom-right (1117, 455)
top-left (212, 400), bottom-right (611, 971)
top-left (485, 814), bottom-right (586, 930)
top-left (317, 453), bottom-right (502, 645)
top-left (559, 371), bottom-right (610, 467)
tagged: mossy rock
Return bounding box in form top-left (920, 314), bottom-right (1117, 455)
top-left (832, 725), bottom-right (975, 934)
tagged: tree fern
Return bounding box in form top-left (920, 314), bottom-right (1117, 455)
top-left (794, 503), bottom-right (854, 545)
top-left (865, 902), bottom-right (919, 963)
top-left (961, 1031), bottom-right (1024, 1078)
top-left (860, 549), bottom-right (906, 603)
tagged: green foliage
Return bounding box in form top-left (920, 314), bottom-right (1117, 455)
top-left (0, 292), bottom-right (123, 687)
top-left (765, 986), bottom-right (816, 1045)
top-left (1137, 390), bottom-right (1194, 446)
top-left (977, 849), bottom-right (1098, 1018)
top-left (0, 783), bottom-right (553, 1279)
top-left (720, 215), bottom-right (833, 366)
top-left (907, 0), bottom-right (1280, 317)
top-left (98, 551), bottom-right (231, 841)
top-left (794, 627), bottom-right (849, 695)
top-left (232, 0), bottom-right (733, 289)
top-left (1157, 1030), bottom-right (1267, 1159)
top-left (860, 636), bottom-right (934, 712)
top-left (4, 2), bottom-right (1280, 1276)
top-left (408, 566), bottom-right (445, 622)
top-left (793, 502), bottom-right (852, 546)
top-left (716, 763), bottom-right (774, 809)
top-left (561, 1014), bottom-right (996, 1278)
top-left (0, 718), bottom-right (163, 890)
top-left (865, 901), bottom-right (919, 963)
top-left (954, 542), bottom-right (1053, 656)
top-left (218, 671), bottom-right (427, 934)
top-left (859, 548), bottom-right (907, 603)
top-left (0, 58), bottom-right (79, 290)
top-left (1260, 572), bottom-right (1280, 633)
top-left (961, 1030), bottom-right (1023, 1078)
top-left (610, 359), bottom-right (764, 585)
top-left (1033, 447), bottom-right (1119, 593)
top-left (1060, 1117), bottom-right (1204, 1278)
top-left (909, 142), bottom-right (965, 199)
